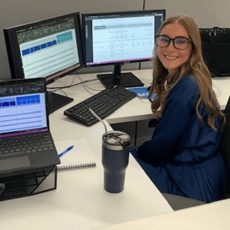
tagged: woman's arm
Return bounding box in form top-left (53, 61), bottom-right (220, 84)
top-left (137, 77), bottom-right (198, 165)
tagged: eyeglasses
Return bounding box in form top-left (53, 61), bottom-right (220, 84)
top-left (156, 35), bottom-right (192, 50)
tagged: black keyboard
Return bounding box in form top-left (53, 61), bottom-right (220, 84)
top-left (64, 86), bottom-right (136, 126)
top-left (0, 133), bottom-right (55, 157)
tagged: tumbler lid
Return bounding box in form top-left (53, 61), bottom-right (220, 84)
top-left (102, 131), bottom-right (132, 151)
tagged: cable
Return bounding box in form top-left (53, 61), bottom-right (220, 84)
top-left (76, 75), bottom-right (94, 95)
top-left (47, 73), bottom-right (101, 99)
top-left (0, 183), bottom-right (5, 195)
top-left (76, 74), bottom-right (102, 95)
top-left (47, 78), bottom-right (99, 90)
top-left (52, 88), bottom-right (68, 96)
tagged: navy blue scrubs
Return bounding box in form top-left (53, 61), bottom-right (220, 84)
top-left (132, 75), bottom-right (226, 202)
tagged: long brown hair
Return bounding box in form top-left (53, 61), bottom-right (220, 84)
top-left (149, 14), bottom-right (225, 131)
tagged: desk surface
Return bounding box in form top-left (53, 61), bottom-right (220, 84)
top-left (1, 69), bottom-right (230, 230)
top-left (97, 198), bottom-right (230, 230)
top-left (0, 70), bottom-right (173, 230)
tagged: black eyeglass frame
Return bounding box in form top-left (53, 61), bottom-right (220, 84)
top-left (156, 35), bottom-right (192, 50)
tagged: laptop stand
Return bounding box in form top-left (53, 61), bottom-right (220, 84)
top-left (0, 166), bottom-right (57, 201)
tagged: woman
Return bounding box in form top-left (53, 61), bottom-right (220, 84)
top-left (132, 15), bottom-right (226, 202)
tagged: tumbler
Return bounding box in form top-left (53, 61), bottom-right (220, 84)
top-left (102, 131), bottom-right (132, 193)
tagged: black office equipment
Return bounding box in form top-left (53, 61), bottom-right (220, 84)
top-left (0, 78), bottom-right (60, 175)
top-left (3, 12), bottom-right (84, 113)
top-left (220, 95), bottom-right (230, 198)
top-left (0, 166), bottom-right (57, 201)
top-left (200, 27), bottom-right (230, 77)
top-left (82, 10), bottom-right (166, 88)
top-left (64, 86), bottom-right (136, 126)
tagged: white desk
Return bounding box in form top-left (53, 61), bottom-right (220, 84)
top-left (212, 77), bottom-right (230, 110)
top-left (0, 70), bottom-right (173, 230)
top-left (97, 198), bottom-right (230, 230)
top-left (0, 69), bottom-right (230, 230)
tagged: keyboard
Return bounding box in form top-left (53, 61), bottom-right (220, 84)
top-left (0, 133), bottom-right (55, 157)
top-left (64, 86), bottom-right (136, 126)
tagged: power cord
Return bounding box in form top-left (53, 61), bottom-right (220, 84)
top-left (47, 78), bottom-right (99, 90)
top-left (0, 183), bottom-right (5, 195)
top-left (76, 74), bottom-right (102, 95)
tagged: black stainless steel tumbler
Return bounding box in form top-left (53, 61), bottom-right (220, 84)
top-left (102, 131), bottom-right (132, 193)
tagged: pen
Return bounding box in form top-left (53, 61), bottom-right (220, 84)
top-left (58, 145), bottom-right (74, 158)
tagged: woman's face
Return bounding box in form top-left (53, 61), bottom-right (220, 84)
top-left (157, 23), bottom-right (192, 74)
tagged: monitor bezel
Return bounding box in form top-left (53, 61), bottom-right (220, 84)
top-left (82, 9), bottom-right (166, 67)
top-left (3, 12), bottom-right (84, 84)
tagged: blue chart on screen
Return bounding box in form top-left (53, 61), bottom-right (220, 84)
top-left (0, 94), bottom-right (47, 134)
top-left (0, 95), bottom-right (40, 107)
top-left (21, 31), bottom-right (73, 56)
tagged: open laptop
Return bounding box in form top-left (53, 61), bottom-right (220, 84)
top-left (0, 78), bottom-right (60, 175)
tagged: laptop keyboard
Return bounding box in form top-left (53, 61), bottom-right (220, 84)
top-left (0, 133), bottom-right (55, 157)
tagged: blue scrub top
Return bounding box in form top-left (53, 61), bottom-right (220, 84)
top-left (133, 74), bottom-right (226, 202)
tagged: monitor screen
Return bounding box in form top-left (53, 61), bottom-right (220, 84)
top-left (0, 78), bottom-right (48, 138)
top-left (82, 10), bottom-right (165, 88)
top-left (4, 12), bottom-right (84, 113)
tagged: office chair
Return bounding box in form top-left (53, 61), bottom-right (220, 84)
top-left (220, 95), bottom-right (230, 198)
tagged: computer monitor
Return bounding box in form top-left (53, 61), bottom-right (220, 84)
top-left (82, 10), bottom-right (166, 88)
top-left (3, 12), bottom-right (84, 113)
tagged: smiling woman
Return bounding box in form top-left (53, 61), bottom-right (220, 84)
top-left (131, 14), bottom-right (227, 202)
top-left (156, 23), bottom-right (192, 74)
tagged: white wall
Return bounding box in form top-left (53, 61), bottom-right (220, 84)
top-left (146, 0), bottom-right (230, 27)
top-left (0, 0), bottom-right (229, 80)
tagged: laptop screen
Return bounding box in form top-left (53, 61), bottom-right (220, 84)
top-left (0, 78), bottom-right (48, 138)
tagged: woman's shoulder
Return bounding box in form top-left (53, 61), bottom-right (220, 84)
top-left (168, 74), bottom-right (199, 109)
top-left (172, 74), bottom-right (199, 97)
top-left (177, 74), bottom-right (198, 89)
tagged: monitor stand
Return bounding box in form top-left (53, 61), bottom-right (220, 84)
top-left (97, 64), bottom-right (144, 89)
top-left (48, 92), bottom-right (73, 114)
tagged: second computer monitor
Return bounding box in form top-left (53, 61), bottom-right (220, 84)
top-left (4, 12), bottom-right (84, 113)
top-left (82, 10), bottom-right (166, 88)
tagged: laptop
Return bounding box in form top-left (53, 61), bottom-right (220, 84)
top-left (0, 78), bottom-right (60, 175)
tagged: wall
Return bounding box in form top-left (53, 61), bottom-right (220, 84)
top-left (146, 0), bottom-right (230, 28)
top-left (0, 0), bottom-right (229, 80)
top-left (0, 0), bottom-right (143, 79)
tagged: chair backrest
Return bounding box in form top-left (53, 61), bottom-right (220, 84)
top-left (220, 96), bottom-right (230, 196)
